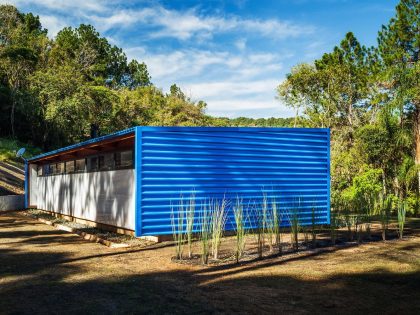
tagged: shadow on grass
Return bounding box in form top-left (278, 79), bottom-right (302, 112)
top-left (1, 214), bottom-right (420, 314)
top-left (0, 245), bottom-right (419, 315)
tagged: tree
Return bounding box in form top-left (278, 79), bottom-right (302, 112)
top-left (0, 5), bottom-right (46, 137)
top-left (277, 33), bottom-right (373, 129)
top-left (378, 0), bottom-right (420, 191)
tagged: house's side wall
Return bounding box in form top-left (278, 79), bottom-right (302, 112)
top-left (29, 164), bottom-right (38, 207)
top-left (31, 169), bottom-right (135, 230)
top-left (137, 127), bottom-right (330, 236)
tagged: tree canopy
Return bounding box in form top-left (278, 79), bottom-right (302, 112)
top-left (278, 0), bottom-right (420, 214)
top-left (0, 5), bottom-right (289, 150)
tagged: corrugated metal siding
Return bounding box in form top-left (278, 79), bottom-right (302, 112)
top-left (135, 127), bottom-right (330, 236)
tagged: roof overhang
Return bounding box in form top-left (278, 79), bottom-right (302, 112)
top-left (28, 128), bottom-right (135, 164)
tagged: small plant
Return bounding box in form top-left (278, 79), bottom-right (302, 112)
top-left (397, 199), bottom-right (406, 240)
top-left (233, 197), bottom-right (248, 263)
top-left (252, 202), bottom-right (264, 259)
top-left (262, 193), bottom-right (274, 252)
top-left (311, 203), bottom-right (317, 248)
top-left (199, 201), bottom-right (212, 264)
top-left (289, 201), bottom-right (300, 251)
top-left (170, 197), bottom-right (185, 260)
top-left (364, 193), bottom-right (375, 240)
top-left (378, 194), bottom-right (392, 241)
top-left (211, 197), bottom-right (228, 260)
top-left (330, 211), bottom-right (339, 245)
top-left (186, 191), bottom-right (196, 259)
top-left (271, 197), bottom-right (282, 255)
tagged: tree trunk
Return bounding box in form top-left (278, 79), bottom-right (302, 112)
top-left (382, 169), bottom-right (386, 195)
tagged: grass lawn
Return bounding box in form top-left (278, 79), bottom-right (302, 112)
top-left (0, 212), bottom-right (419, 314)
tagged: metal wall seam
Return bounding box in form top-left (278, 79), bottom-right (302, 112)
top-left (134, 127), bottom-right (143, 237)
top-left (327, 128), bottom-right (331, 225)
top-left (24, 160), bottom-right (28, 208)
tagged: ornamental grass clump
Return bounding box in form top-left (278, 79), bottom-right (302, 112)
top-left (397, 199), bottom-right (406, 240)
top-left (311, 203), bottom-right (317, 248)
top-left (233, 197), bottom-right (248, 263)
top-left (252, 202), bottom-right (264, 259)
top-left (186, 191), bottom-right (196, 259)
top-left (364, 193), bottom-right (375, 240)
top-left (170, 197), bottom-right (185, 260)
top-left (211, 197), bottom-right (228, 260)
top-left (271, 197), bottom-right (282, 255)
top-left (377, 193), bottom-right (392, 241)
top-left (199, 202), bottom-right (212, 264)
top-left (289, 202), bottom-right (300, 252)
top-left (262, 193), bottom-right (274, 252)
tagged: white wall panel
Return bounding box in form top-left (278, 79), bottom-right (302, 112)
top-left (32, 169), bottom-right (135, 230)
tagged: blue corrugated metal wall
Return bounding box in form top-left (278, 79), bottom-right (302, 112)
top-left (135, 126), bottom-right (330, 236)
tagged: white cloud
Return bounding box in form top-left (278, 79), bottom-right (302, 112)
top-left (183, 79), bottom-right (279, 99)
top-left (235, 38), bottom-right (247, 50)
top-left (203, 97), bottom-right (293, 118)
top-left (125, 47), bottom-right (290, 117)
top-left (125, 6), bottom-right (315, 41)
top-left (127, 48), bottom-right (284, 81)
top-left (38, 14), bottom-right (68, 37)
top-left (5, 0), bottom-right (107, 13)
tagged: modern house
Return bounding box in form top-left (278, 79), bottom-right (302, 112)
top-left (26, 126), bottom-right (330, 238)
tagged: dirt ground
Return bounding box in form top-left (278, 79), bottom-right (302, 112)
top-left (1, 212), bottom-right (419, 314)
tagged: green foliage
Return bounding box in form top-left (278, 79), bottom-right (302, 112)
top-left (186, 191), bottom-right (196, 259)
top-left (278, 1), bottom-right (419, 217)
top-left (0, 137), bottom-right (41, 161)
top-left (170, 198), bottom-right (185, 260)
top-left (233, 197), bottom-right (248, 263)
top-left (397, 200), bottom-right (407, 239)
top-left (211, 198), bottom-right (228, 260)
top-left (342, 166), bottom-right (383, 203)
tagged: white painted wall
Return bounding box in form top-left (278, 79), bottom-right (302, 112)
top-left (29, 169), bottom-right (135, 230)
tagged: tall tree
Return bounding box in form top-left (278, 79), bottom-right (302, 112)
top-left (378, 0), bottom-right (420, 191)
top-left (0, 5), bottom-right (46, 137)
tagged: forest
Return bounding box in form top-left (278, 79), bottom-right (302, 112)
top-left (0, 1), bottom-right (419, 214)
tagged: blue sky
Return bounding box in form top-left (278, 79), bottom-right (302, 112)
top-left (4, 0), bottom-right (399, 118)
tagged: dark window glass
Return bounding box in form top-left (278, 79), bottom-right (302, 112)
top-left (57, 162), bottom-right (64, 174)
top-left (88, 156), bottom-right (98, 172)
top-left (65, 160), bottom-right (75, 173)
top-left (115, 150), bottom-right (133, 169)
top-left (44, 164), bottom-right (52, 176)
top-left (50, 164), bottom-right (57, 175)
top-left (75, 159), bottom-right (86, 172)
top-left (99, 153), bottom-right (114, 171)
